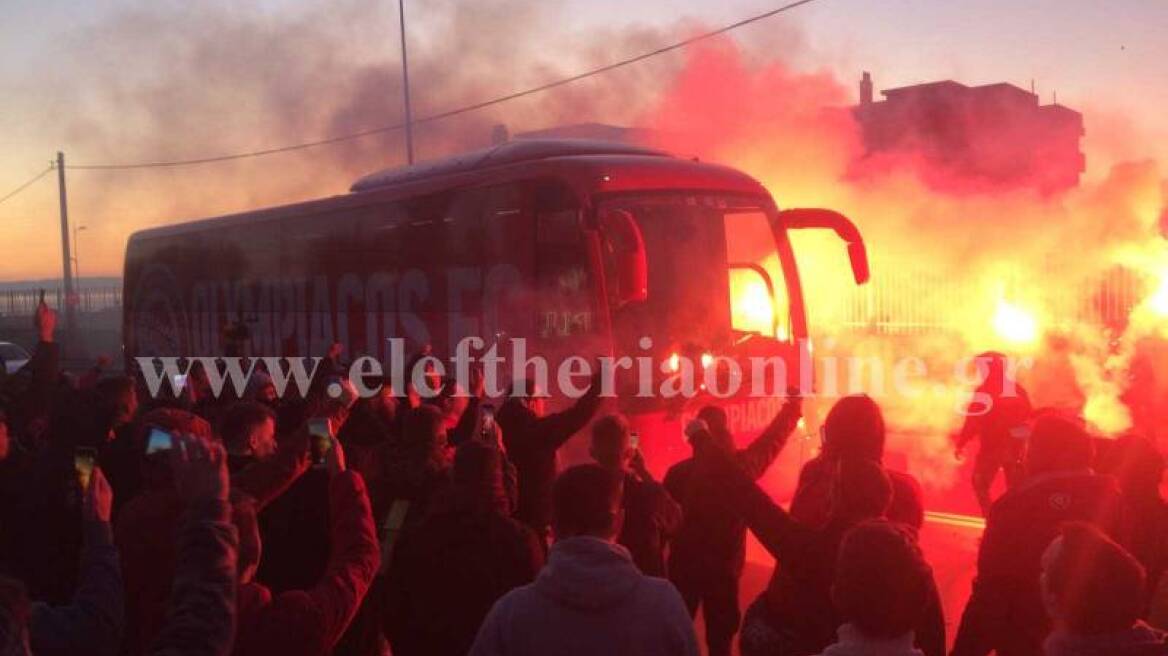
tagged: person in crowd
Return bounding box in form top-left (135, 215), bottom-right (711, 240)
top-left (469, 463), bottom-right (699, 656)
top-left (663, 395), bottom-right (801, 656)
top-left (331, 404), bottom-right (454, 656)
top-left (589, 414), bottom-right (681, 577)
top-left (1, 435), bottom-right (238, 656)
top-left (496, 369), bottom-right (603, 541)
top-left (1041, 522), bottom-right (1168, 656)
top-left (146, 433), bottom-right (240, 656)
top-left (383, 441), bottom-right (543, 656)
top-left (116, 408), bottom-right (220, 655)
top-left (232, 430), bottom-right (380, 656)
top-left (791, 394), bottom-right (924, 532)
top-left (954, 352), bottom-right (1034, 515)
top-left (25, 466), bottom-right (123, 656)
top-left (243, 369), bottom-right (278, 407)
top-left (1096, 433), bottom-right (1168, 615)
top-left (952, 412), bottom-right (1124, 656)
top-left (817, 520), bottom-right (936, 656)
top-left (0, 302), bottom-right (60, 450)
top-left (337, 381), bottom-right (400, 482)
top-left (696, 429), bottom-right (945, 656)
top-left (218, 401), bottom-right (278, 474)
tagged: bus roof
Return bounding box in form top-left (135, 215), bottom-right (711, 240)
top-left (350, 138), bottom-right (668, 192)
top-left (129, 139), bottom-right (768, 243)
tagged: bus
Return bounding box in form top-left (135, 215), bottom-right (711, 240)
top-left (124, 138), bottom-right (868, 466)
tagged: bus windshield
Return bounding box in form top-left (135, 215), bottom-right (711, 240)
top-left (599, 192), bottom-right (792, 356)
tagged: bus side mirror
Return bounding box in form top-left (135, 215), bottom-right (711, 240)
top-left (598, 209), bottom-right (649, 308)
top-left (777, 208), bottom-right (870, 285)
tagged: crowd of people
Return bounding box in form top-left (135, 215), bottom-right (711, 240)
top-left (2, 302), bottom-right (1168, 656)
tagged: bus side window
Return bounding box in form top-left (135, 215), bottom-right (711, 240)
top-left (482, 184), bottom-right (534, 344)
top-left (724, 210), bottom-right (792, 341)
top-left (533, 181), bottom-right (593, 338)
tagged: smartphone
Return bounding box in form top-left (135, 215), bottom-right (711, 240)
top-left (480, 404), bottom-right (496, 441)
top-left (308, 417), bottom-right (333, 465)
top-left (629, 431), bottom-right (640, 451)
top-left (38, 288), bottom-right (46, 305)
top-left (74, 446), bottom-right (97, 490)
top-left (145, 427), bottom-right (175, 455)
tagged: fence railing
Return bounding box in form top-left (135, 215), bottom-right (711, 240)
top-left (832, 267), bottom-right (1148, 335)
top-left (0, 286), bottom-right (123, 318)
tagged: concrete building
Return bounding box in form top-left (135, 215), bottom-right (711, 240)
top-left (853, 72), bottom-right (1085, 193)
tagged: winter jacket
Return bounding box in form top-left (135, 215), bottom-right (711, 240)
top-left (791, 457), bottom-right (925, 531)
top-left (146, 497), bottom-right (238, 656)
top-left (952, 470), bottom-right (1124, 656)
top-left (956, 385), bottom-right (1032, 459)
top-left (29, 519), bottom-right (123, 656)
top-left (1044, 623), bottom-right (1168, 656)
top-left (497, 383), bottom-right (602, 532)
top-left (383, 498), bottom-right (544, 656)
top-left (233, 470), bottom-right (380, 656)
top-left (469, 536), bottom-right (699, 656)
top-left (711, 454), bottom-right (944, 656)
top-left (618, 472), bottom-right (682, 578)
top-left (664, 409), bottom-right (798, 580)
top-left (815, 624), bottom-right (924, 656)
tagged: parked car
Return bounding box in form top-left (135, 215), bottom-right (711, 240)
top-left (0, 341), bottom-right (31, 374)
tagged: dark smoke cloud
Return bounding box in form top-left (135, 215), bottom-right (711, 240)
top-left (30, 0), bottom-right (680, 268)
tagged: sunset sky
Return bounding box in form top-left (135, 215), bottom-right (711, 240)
top-left (1, 0), bottom-right (1165, 281)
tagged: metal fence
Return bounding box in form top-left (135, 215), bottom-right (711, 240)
top-left (834, 267), bottom-right (1148, 335)
top-left (0, 286), bottom-right (123, 317)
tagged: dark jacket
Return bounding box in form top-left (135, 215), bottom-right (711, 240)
top-left (952, 470), bottom-right (1124, 656)
top-left (383, 496), bottom-right (544, 656)
top-left (618, 472), bottom-right (682, 578)
top-left (711, 454), bottom-right (944, 656)
top-left (791, 456), bottom-right (925, 531)
top-left (497, 383), bottom-right (602, 532)
top-left (146, 497), bottom-right (238, 656)
top-left (29, 519), bottom-right (124, 656)
top-left (664, 411), bottom-right (797, 580)
top-left (234, 470), bottom-right (380, 656)
top-left (956, 385), bottom-right (1032, 460)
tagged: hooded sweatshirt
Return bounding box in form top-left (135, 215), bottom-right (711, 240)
top-left (1044, 623), bottom-right (1168, 656)
top-left (469, 536), bottom-right (698, 656)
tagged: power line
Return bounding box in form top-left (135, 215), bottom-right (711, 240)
top-left (0, 165), bottom-right (54, 206)
top-left (69, 0), bottom-right (824, 171)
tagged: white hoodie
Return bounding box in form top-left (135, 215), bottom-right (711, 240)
top-left (816, 624), bottom-right (924, 656)
top-left (470, 536), bottom-right (698, 656)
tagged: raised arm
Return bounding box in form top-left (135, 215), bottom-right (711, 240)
top-left (148, 435), bottom-right (239, 656)
top-left (735, 395), bottom-right (801, 480)
top-left (304, 444), bottom-right (381, 648)
top-left (532, 372), bottom-right (603, 449)
top-left (30, 468), bottom-right (124, 656)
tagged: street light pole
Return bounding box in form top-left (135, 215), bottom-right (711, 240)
top-left (398, 0), bottom-right (415, 164)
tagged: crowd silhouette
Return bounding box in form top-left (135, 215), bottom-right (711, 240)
top-left (2, 302), bottom-right (1168, 656)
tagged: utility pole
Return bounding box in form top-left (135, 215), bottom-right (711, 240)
top-left (398, 0), bottom-right (415, 164)
top-left (56, 151), bottom-right (77, 338)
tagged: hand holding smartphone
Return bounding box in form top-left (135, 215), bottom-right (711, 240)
top-left (74, 446), bottom-right (98, 491)
top-left (308, 417), bottom-right (333, 466)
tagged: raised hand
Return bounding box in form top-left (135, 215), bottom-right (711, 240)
top-left (169, 433), bottom-right (229, 503)
top-left (35, 300), bottom-right (57, 343)
top-left (83, 467), bottom-right (114, 523)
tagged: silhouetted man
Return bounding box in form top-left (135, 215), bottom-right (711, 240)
top-left (590, 414), bottom-right (681, 577)
top-left (664, 397), bottom-right (800, 656)
top-left (952, 413), bottom-right (1122, 656)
